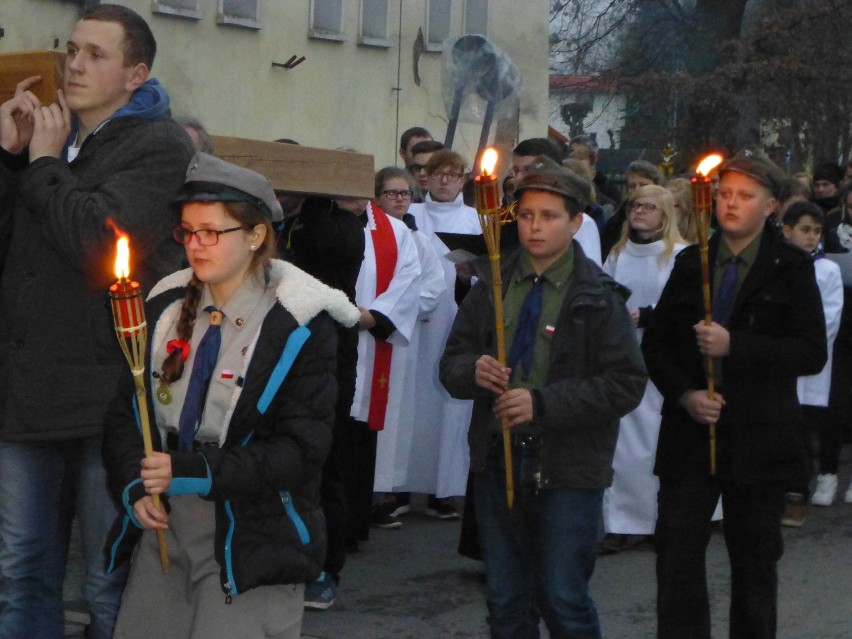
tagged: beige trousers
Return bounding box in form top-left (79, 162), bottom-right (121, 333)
top-left (113, 495), bottom-right (304, 639)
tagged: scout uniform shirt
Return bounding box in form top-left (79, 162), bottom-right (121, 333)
top-left (152, 270), bottom-right (277, 445)
top-left (502, 246), bottom-right (574, 436)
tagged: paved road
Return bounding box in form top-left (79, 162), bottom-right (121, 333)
top-left (65, 451), bottom-right (852, 638)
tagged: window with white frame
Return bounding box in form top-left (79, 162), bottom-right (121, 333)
top-left (464, 0), bottom-right (488, 36)
top-left (310, 0), bottom-right (347, 41)
top-left (151, 0), bottom-right (202, 20)
top-left (217, 0), bottom-right (262, 29)
top-left (359, 0), bottom-right (390, 46)
top-left (426, 0), bottom-right (452, 51)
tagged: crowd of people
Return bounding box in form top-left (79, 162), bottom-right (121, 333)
top-left (1, 4), bottom-right (852, 639)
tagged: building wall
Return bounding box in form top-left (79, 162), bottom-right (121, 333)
top-left (1, 0), bottom-right (549, 170)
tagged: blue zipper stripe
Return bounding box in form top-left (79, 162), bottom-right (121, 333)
top-left (281, 491), bottom-right (311, 545)
top-left (121, 478), bottom-right (143, 528)
top-left (106, 515), bottom-right (131, 574)
top-left (223, 500), bottom-right (238, 596)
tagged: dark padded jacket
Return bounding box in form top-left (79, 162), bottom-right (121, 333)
top-left (642, 229), bottom-right (827, 483)
top-left (439, 243), bottom-right (647, 490)
top-left (0, 108), bottom-right (193, 442)
top-left (102, 261), bottom-right (360, 598)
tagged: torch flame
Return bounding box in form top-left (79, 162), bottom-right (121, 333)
top-left (115, 236), bottom-right (130, 281)
top-left (696, 154), bottom-right (724, 177)
top-left (480, 148), bottom-right (498, 177)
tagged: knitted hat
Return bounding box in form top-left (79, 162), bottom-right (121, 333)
top-left (813, 162), bottom-right (844, 186)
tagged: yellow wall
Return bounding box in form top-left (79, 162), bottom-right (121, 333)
top-left (1, 0), bottom-right (548, 170)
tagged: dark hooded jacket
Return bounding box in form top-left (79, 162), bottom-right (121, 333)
top-left (0, 79), bottom-right (193, 442)
top-left (439, 242), bottom-right (647, 490)
top-left (102, 260), bottom-right (360, 598)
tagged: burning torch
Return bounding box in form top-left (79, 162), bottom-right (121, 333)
top-left (109, 236), bottom-right (170, 572)
top-left (690, 154), bottom-right (724, 476)
top-left (473, 147), bottom-right (516, 509)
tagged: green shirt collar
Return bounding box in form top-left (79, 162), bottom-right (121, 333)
top-left (515, 245), bottom-right (575, 289)
top-left (717, 233), bottom-right (761, 268)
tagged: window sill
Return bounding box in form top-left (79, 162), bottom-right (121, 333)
top-left (151, 3), bottom-right (203, 20)
top-left (308, 29), bottom-right (349, 42)
top-left (358, 36), bottom-right (392, 48)
top-left (217, 14), bottom-right (263, 30)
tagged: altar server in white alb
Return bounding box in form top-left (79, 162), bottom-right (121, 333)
top-left (341, 197), bottom-right (421, 546)
top-left (371, 168), bottom-right (447, 523)
top-left (599, 184), bottom-right (687, 554)
top-left (404, 149), bottom-right (480, 518)
top-left (781, 201), bottom-right (843, 515)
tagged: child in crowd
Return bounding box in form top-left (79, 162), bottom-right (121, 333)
top-left (404, 150), bottom-right (481, 519)
top-left (369, 168), bottom-right (447, 528)
top-left (643, 150), bottom-right (827, 639)
top-left (601, 159), bottom-right (663, 259)
top-left (780, 202), bottom-right (843, 517)
top-left (103, 154), bottom-right (360, 637)
top-left (440, 156), bottom-right (646, 638)
top-left (599, 185), bottom-right (687, 554)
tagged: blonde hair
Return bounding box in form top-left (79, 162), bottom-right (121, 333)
top-left (664, 177), bottom-right (698, 244)
top-left (611, 184), bottom-right (685, 263)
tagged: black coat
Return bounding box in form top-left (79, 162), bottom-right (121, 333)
top-left (440, 243), bottom-right (647, 490)
top-left (0, 115), bottom-right (193, 441)
top-left (642, 230), bottom-right (827, 483)
top-left (102, 261), bottom-right (360, 597)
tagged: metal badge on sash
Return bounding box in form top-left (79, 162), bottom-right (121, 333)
top-left (156, 384), bottom-right (173, 405)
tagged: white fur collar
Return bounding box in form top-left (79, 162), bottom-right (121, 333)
top-left (147, 259), bottom-right (360, 328)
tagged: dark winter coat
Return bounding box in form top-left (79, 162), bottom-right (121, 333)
top-left (439, 243), bottom-right (647, 490)
top-left (102, 261), bottom-right (360, 598)
top-left (0, 108), bottom-right (193, 442)
top-left (642, 229), bottom-right (827, 483)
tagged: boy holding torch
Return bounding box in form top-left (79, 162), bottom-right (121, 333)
top-left (440, 157), bottom-right (646, 639)
top-left (642, 150), bottom-right (827, 639)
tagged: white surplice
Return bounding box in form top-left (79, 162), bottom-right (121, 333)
top-left (602, 239), bottom-right (685, 534)
top-left (576, 213), bottom-right (602, 265)
top-left (402, 194), bottom-right (480, 497)
top-left (797, 257), bottom-right (843, 407)
top-left (351, 203), bottom-right (421, 492)
top-left (375, 226), bottom-right (448, 491)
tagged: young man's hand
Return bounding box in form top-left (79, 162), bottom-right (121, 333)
top-left (133, 496), bottom-right (169, 531)
top-left (474, 354), bottom-right (510, 395)
top-left (29, 90), bottom-right (72, 162)
top-left (693, 321), bottom-right (730, 357)
top-left (494, 388), bottom-right (533, 428)
top-left (679, 390), bottom-right (726, 424)
top-left (0, 76), bottom-right (43, 154)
